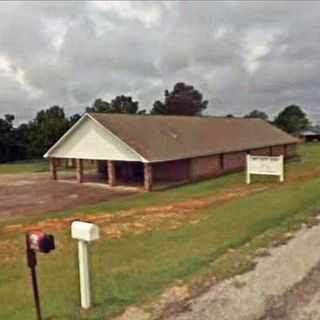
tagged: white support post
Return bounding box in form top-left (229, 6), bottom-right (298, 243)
top-left (78, 240), bottom-right (91, 309)
top-left (279, 155), bottom-right (284, 183)
top-left (246, 172), bottom-right (251, 185)
top-left (246, 154), bottom-right (251, 184)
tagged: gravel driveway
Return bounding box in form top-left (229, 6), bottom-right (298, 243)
top-left (167, 223), bottom-right (320, 320)
top-left (0, 172), bottom-right (136, 221)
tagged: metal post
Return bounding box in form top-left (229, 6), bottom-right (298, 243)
top-left (26, 234), bottom-right (42, 320)
top-left (78, 240), bottom-right (91, 309)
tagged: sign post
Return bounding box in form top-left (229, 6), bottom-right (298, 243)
top-left (71, 221), bottom-right (100, 310)
top-left (26, 231), bottom-right (55, 320)
top-left (246, 154), bottom-right (284, 184)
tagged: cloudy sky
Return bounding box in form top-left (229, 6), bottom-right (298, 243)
top-left (0, 1), bottom-right (320, 124)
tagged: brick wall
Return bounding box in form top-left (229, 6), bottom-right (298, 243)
top-left (222, 151), bottom-right (247, 171)
top-left (191, 155), bottom-right (222, 179)
top-left (153, 159), bottom-right (191, 181)
top-left (271, 145), bottom-right (284, 156)
top-left (190, 151), bottom-right (247, 180)
top-left (249, 147), bottom-right (271, 156)
top-left (150, 143), bottom-right (297, 188)
top-left (285, 143), bottom-right (297, 158)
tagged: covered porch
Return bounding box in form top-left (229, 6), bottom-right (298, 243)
top-left (49, 157), bottom-right (193, 191)
top-left (49, 158), bottom-right (154, 191)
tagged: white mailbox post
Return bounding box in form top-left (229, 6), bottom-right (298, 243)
top-left (71, 221), bottom-right (100, 310)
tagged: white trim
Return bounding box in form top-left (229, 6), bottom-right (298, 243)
top-left (43, 113), bottom-right (148, 162)
top-left (44, 113), bottom-right (88, 158)
top-left (86, 113), bottom-right (148, 162)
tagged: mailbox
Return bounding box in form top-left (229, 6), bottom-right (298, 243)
top-left (26, 231), bottom-right (56, 320)
top-left (71, 221), bottom-right (100, 309)
top-left (71, 221), bottom-right (100, 242)
top-left (28, 231), bottom-right (55, 253)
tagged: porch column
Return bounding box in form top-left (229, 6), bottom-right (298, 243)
top-left (144, 163), bottom-right (153, 191)
top-left (76, 159), bottom-right (84, 183)
top-left (96, 160), bottom-right (100, 175)
top-left (49, 158), bottom-right (58, 180)
top-left (108, 160), bottom-right (116, 186)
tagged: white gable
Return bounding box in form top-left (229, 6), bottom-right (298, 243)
top-left (44, 115), bottom-right (145, 162)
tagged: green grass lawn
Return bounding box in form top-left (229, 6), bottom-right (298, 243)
top-left (0, 159), bottom-right (48, 174)
top-left (1, 143), bottom-right (320, 319)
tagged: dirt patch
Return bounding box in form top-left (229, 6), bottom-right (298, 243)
top-left (2, 184), bottom-right (268, 238)
top-left (0, 173), bottom-right (136, 222)
top-left (3, 164), bottom-right (319, 238)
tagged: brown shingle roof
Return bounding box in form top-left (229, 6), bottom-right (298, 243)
top-left (89, 113), bottom-right (298, 162)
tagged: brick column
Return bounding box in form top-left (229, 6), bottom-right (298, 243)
top-left (96, 160), bottom-right (101, 175)
top-left (144, 163), bottom-right (153, 191)
top-left (49, 158), bottom-right (58, 180)
top-left (76, 159), bottom-right (84, 183)
top-left (108, 160), bottom-right (116, 186)
top-left (284, 145), bottom-right (287, 158)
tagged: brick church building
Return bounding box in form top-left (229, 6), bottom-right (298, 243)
top-left (44, 113), bottom-right (298, 191)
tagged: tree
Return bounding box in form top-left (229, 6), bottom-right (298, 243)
top-left (13, 123), bottom-right (30, 160)
top-left (151, 82), bottom-right (208, 116)
top-left (86, 98), bottom-right (111, 113)
top-left (0, 114), bottom-right (15, 162)
top-left (245, 110), bottom-right (269, 121)
top-left (274, 105), bottom-right (310, 134)
top-left (69, 113), bottom-right (81, 126)
top-left (86, 96), bottom-right (145, 114)
top-left (110, 95), bottom-right (145, 114)
top-left (28, 106), bottom-right (70, 157)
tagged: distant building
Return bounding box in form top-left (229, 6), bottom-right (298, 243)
top-left (44, 113), bottom-right (298, 191)
top-left (299, 130), bottom-right (320, 142)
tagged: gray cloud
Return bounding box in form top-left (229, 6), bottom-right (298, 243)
top-left (0, 1), bottom-right (319, 123)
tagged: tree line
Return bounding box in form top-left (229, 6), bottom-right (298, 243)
top-left (0, 82), bottom-right (316, 163)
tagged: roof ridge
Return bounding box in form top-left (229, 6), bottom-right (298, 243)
top-left (88, 112), bottom-right (260, 121)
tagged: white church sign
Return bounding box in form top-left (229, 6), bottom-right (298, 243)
top-left (246, 154), bottom-right (284, 184)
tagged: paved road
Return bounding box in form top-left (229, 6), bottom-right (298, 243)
top-left (167, 223), bottom-right (320, 320)
top-left (260, 262), bottom-right (320, 320)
